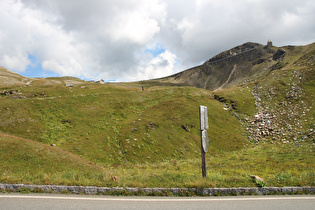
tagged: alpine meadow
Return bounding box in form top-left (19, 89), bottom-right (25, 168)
top-left (0, 41), bottom-right (314, 189)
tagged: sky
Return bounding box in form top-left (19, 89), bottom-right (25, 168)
top-left (1, 0), bottom-right (315, 82)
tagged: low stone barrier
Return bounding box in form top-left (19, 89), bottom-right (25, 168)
top-left (0, 183), bottom-right (314, 196)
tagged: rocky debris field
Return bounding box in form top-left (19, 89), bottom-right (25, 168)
top-left (245, 68), bottom-right (314, 144)
top-left (0, 89), bottom-right (47, 99)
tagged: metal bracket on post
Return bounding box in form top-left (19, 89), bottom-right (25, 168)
top-left (200, 105), bottom-right (209, 178)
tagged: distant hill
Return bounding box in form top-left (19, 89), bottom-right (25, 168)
top-left (0, 66), bottom-right (85, 87)
top-left (154, 41), bottom-right (315, 91)
top-left (0, 66), bottom-right (33, 87)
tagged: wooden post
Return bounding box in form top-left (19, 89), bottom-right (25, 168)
top-left (200, 105), bottom-right (209, 178)
top-left (201, 139), bottom-right (207, 178)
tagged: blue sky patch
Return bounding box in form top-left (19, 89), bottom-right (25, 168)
top-left (20, 54), bottom-right (61, 78)
top-left (144, 44), bottom-right (166, 57)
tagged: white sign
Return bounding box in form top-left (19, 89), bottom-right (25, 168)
top-left (200, 105), bottom-right (209, 153)
top-left (200, 105), bottom-right (209, 131)
top-left (201, 130), bottom-right (209, 153)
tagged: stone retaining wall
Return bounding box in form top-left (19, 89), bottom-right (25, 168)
top-left (0, 183), bottom-right (314, 196)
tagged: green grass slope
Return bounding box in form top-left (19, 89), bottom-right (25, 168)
top-left (0, 133), bottom-right (111, 186)
top-left (108, 143), bottom-right (314, 188)
top-left (0, 83), bottom-right (247, 166)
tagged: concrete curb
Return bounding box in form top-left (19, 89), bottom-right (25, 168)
top-left (0, 183), bottom-right (314, 196)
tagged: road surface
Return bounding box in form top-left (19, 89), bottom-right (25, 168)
top-left (0, 194), bottom-right (314, 210)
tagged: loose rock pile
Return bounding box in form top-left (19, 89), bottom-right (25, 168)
top-left (1, 89), bottom-right (19, 96)
top-left (244, 84), bottom-right (277, 141)
top-left (244, 69), bottom-right (313, 143)
top-left (1, 89), bottom-right (48, 99)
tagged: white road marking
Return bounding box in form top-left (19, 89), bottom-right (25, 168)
top-left (0, 195), bottom-right (314, 202)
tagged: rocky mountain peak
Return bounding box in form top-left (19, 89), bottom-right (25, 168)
top-left (207, 42), bottom-right (263, 64)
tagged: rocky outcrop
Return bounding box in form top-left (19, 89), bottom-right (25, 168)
top-left (273, 49), bottom-right (286, 60)
top-left (207, 42), bottom-right (262, 64)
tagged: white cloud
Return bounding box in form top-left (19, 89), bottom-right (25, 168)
top-left (161, 0), bottom-right (315, 64)
top-left (106, 1), bottom-right (165, 44)
top-left (0, 1), bottom-right (31, 71)
top-left (0, 0), bottom-right (315, 81)
top-left (1, 54), bottom-right (29, 71)
top-left (0, 0), bottom-right (86, 76)
top-left (135, 50), bottom-right (178, 81)
top-left (108, 13), bottom-right (160, 44)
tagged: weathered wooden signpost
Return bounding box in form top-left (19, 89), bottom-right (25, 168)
top-left (199, 105), bottom-right (209, 178)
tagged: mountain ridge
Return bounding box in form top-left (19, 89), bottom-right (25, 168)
top-left (154, 41), bottom-right (315, 91)
top-left (1, 41), bottom-right (314, 91)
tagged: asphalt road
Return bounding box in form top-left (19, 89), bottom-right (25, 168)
top-left (0, 194), bottom-right (314, 210)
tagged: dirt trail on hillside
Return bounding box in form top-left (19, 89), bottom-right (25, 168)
top-left (215, 64), bottom-right (237, 91)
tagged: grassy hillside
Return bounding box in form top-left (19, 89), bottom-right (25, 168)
top-left (0, 42), bottom-right (314, 188)
top-left (1, 131), bottom-right (314, 188)
top-left (108, 143), bottom-right (314, 188)
top-left (0, 82), bottom-right (247, 166)
top-left (0, 133), bottom-right (111, 186)
top-left (0, 66), bottom-right (32, 87)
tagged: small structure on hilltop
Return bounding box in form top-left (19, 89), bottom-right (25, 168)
top-left (267, 39), bottom-right (273, 47)
top-left (95, 79), bottom-right (105, 84)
